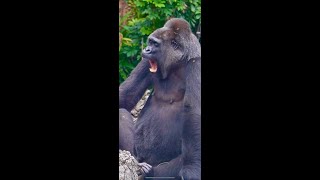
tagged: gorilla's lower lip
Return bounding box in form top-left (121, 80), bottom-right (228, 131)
top-left (148, 60), bottom-right (157, 73)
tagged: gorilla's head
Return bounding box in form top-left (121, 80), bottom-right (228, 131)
top-left (142, 18), bottom-right (200, 79)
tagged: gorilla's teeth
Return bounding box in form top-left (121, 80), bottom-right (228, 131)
top-left (149, 68), bottom-right (157, 73)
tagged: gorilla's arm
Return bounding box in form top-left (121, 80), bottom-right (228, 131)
top-left (179, 113), bottom-right (201, 179)
top-left (179, 58), bottom-right (201, 179)
top-left (119, 58), bottom-right (152, 111)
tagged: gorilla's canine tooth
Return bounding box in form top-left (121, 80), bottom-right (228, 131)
top-left (149, 68), bottom-right (157, 73)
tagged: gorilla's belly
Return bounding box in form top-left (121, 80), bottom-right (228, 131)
top-left (134, 100), bottom-right (184, 165)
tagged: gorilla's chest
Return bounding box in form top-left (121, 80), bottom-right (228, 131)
top-left (134, 98), bottom-right (184, 164)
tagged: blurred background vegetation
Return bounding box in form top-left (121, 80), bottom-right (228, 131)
top-left (119, 0), bottom-right (201, 84)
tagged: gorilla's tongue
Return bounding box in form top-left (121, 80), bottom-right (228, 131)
top-left (148, 60), bottom-right (157, 73)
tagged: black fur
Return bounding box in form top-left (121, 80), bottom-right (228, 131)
top-left (119, 108), bottom-right (135, 153)
top-left (119, 18), bottom-right (201, 180)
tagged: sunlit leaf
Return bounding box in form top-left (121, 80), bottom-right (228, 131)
top-left (191, 5), bottom-right (195, 12)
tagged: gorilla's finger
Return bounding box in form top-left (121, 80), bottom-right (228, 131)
top-left (145, 163), bottom-right (152, 169)
top-left (141, 166), bottom-right (148, 174)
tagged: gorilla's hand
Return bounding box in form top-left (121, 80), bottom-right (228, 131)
top-left (138, 162), bottom-right (153, 175)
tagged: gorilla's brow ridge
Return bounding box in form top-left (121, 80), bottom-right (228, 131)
top-left (148, 36), bottom-right (161, 44)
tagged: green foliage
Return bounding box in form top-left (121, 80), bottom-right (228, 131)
top-left (119, 0), bottom-right (201, 84)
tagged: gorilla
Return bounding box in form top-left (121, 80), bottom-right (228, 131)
top-left (119, 18), bottom-right (201, 179)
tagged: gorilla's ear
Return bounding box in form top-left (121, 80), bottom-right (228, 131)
top-left (186, 34), bottom-right (201, 61)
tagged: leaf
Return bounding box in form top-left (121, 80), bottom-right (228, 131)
top-left (119, 68), bottom-right (127, 81)
top-left (140, 27), bottom-right (152, 35)
top-left (122, 38), bottom-right (132, 42)
top-left (121, 25), bottom-right (130, 31)
top-left (141, 9), bottom-right (149, 15)
top-left (135, 1), bottom-right (145, 7)
top-left (190, 21), bottom-right (195, 27)
top-left (155, 3), bottom-right (165, 8)
top-left (191, 5), bottom-right (195, 12)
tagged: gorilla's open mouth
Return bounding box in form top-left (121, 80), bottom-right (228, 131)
top-left (148, 60), bottom-right (158, 73)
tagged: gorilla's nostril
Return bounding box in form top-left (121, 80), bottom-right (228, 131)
top-left (144, 47), bottom-right (152, 54)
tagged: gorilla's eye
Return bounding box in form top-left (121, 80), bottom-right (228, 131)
top-left (171, 40), bottom-right (179, 50)
top-left (149, 39), bottom-right (159, 47)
